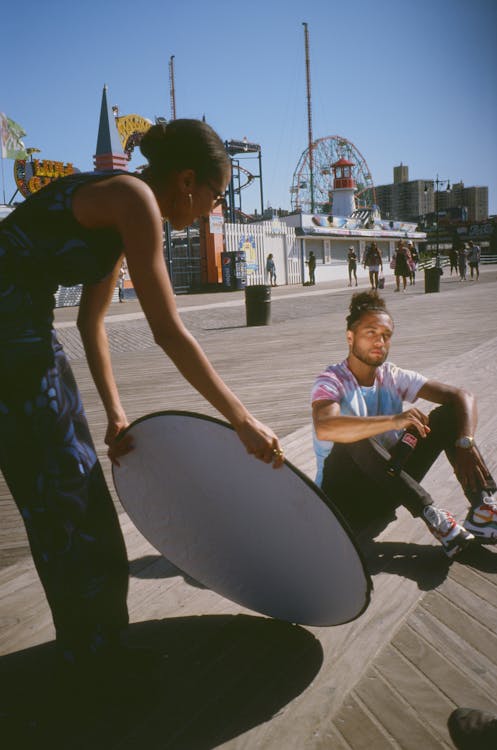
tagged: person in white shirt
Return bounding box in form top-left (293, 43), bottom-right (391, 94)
top-left (311, 290), bottom-right (497, 557)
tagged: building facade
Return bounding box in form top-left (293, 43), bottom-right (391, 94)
top-left (375, 165), bottom-right (489, 223)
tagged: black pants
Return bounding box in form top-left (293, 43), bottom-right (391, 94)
top-left (322, 404), bottom-right (496, 533)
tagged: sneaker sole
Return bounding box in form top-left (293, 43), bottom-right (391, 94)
top-left (463, 521), bottom-right (497, 544)
top-left (443, 532), bottom-right (475, 559)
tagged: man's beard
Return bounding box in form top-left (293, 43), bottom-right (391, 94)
top-left (352, 346), bottom-right (387, 367)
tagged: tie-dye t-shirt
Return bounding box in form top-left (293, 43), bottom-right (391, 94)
top-left (311, 360), bottom-right (427, 486)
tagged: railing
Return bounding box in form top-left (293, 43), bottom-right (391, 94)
top-left (418, 253), bottom-right (496, 270)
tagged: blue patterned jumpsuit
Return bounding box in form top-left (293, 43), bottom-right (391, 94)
top-left (0, 172), bottom-right (130, 666)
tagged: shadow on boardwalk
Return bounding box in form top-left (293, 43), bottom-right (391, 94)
top-left (1, 615), bottom-right (323, 750)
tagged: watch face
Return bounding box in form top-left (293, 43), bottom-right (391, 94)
top-left (456, 437), bottom-right (473, 449)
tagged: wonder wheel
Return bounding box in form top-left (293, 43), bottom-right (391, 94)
top-left (290, 135), bottom-right (376, 213)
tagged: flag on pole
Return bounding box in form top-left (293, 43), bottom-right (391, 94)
top-left (0, 113), bottom-right (28, 159)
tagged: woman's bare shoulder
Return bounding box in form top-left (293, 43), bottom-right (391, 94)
top-left (73, 174), bottom-right (157, 228)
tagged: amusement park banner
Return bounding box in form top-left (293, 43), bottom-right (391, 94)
top-left (115, 114), bottom-right (152, 159)
top-left (14, 158), bottom-right (78, 197)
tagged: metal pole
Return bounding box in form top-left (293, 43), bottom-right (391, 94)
top-left (169, 55), bottom-right (177, 120)
top-left (302, 22), bottom-right (314, 213)
top-left (435, 176), bottom-right (440, 261)
top-left (258, 148), bottom-right (264, 217)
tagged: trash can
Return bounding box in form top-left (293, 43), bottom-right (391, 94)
top-left (245, 285), bottom-right (271, 326)
top-left (424, 266), bottom-right (442, 293)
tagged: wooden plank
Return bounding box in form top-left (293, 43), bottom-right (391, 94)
top-left (393, 622), bottom-right (497, 714)
top-left (354, 666), bottom-right (450, 749)
top-left (332, 694), bottom-right (399, 750)
top-left (420, 591), bottom-right (497, 667)
top-left (436, 574), bottom-right (497, 632)
top-left (406, 606), bottom-right (497, 695)
top-left (449, 555), bottom-right (497, 592)
top-left (373, 643), bottom-right (456, 744)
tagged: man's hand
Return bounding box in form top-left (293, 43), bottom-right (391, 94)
top-left (454, 446), bottom-right (491, 495)
top-left (392, 408), bottom-right (431, 438)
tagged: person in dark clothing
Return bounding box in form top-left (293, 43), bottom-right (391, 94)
top-left (347, 246), bottom-right (358, 287)
top-left (393, 240), bottom-right (412, 292)
top-left (0, 119), bottom-right (283, 679)
top-left (363, 242), bottom-right (382, 290)
top-left (448, 247), bottom-right (459, 276)
top-left (307, 251), bottom-right (316, 285)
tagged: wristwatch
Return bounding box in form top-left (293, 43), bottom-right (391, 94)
top-left (455, 436), bottom-right (474, 449)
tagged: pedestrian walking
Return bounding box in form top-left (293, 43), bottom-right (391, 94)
top-left (448, 246), bottom-right (459, 276)
top-left (467, 240), bottom-right (481, 280)
top-left (118, 261), bottom-right (127, 302)
top-left (266, 253), bottom-right (277, 286)
top-left (407, 242), bottom-right (418, 286)
top-left (363, 242), bottom-right (383, 290)
top-left (347, 246), bottom-right (358, 287)
top-left (393, 240), bottom-right (411, 293)
top-left (458, 244), bottom-right (468, 281)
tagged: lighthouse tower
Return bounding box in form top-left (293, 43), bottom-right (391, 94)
top-left (93, 85), bottom-right (128, 171)
top-left (331, 157), bottom-right (356, 217)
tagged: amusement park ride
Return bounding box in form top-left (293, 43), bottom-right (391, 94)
top-left (290, 135), bottom-right (376, 214)
top-left (292, 23), bottom-right (376, 217)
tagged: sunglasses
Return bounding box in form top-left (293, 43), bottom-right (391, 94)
top-left (207, 182), bottom-right (227, 209)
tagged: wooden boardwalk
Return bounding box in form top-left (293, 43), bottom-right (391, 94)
top-left (1, 269), bottom-right (496, 748)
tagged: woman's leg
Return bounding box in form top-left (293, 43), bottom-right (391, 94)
top-left (0, 336), bottom-right (129, 666)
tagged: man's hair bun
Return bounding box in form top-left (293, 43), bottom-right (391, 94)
top-left (346, 291), bottom-right (390, 330)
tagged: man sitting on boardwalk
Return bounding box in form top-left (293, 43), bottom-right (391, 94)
top-left (311, 290), bottom-right (497, 558)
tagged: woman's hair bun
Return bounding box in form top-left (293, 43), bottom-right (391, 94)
top-left (139, 122), bottom-right (168, 162)
top-left (138, 119), bottom-right (229, 184)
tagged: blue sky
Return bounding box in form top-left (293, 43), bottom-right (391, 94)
top-left (2, 0), bottom-right (496, 214)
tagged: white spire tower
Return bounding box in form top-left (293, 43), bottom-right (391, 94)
top-left (331, 157), bottom-right (356, 217)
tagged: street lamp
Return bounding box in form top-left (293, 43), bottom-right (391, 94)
top-left (424, 175), bottom-right (451, 265)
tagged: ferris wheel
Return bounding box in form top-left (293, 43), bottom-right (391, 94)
top-left (290, 135), bottom-right (376, 213)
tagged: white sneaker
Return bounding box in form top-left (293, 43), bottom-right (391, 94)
top-left (423, 505), bottom-right (475, 558)
top-left (463, 496), bottom-right (497, 544)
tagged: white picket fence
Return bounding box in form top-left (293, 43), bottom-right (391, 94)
top-left (224, 219), bottom-right (301, 286)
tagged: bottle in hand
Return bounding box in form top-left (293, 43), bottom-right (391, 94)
top-left (386, 429), bottom-right (418, 477)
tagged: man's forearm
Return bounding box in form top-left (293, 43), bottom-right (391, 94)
top-left (314, 414), bottom-right (398, 443)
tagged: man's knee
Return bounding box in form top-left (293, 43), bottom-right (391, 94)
top-left (427, 402), bottom-right (458, 437)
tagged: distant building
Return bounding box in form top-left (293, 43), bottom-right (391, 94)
top-left (375, 165), bottom-right (489, 223)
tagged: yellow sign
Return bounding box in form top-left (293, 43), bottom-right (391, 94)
top-left (14, 159), bottom-right (77, 197)
top-left (115, 114), bottom-right (152, 157)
